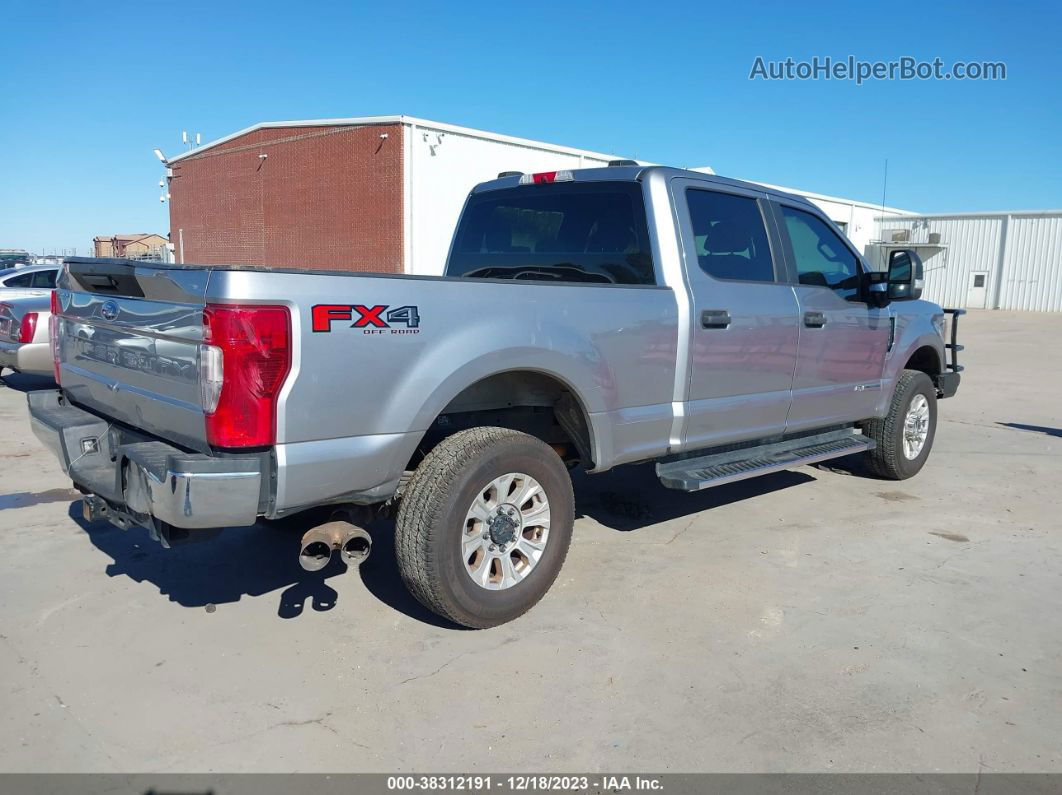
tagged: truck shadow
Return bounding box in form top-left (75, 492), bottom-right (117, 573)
top-left (69, 464), bottom-right (818, 628)
top-left (69, 503), bottom-right (456, 627)
top-left (70, 504), bottom-right (349, 619)
top-left (356, 465), bottom-right (817, 627)
top-left (570, 462), bottom-right (817, 531)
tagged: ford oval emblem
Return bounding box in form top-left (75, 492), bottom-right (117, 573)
top-left (100, 300), bottom-right (119, 321)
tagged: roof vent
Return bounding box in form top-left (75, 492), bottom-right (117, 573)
top-left (607, 159), bottom-right (639, 167)
top-left (497, 171), bottom-right (523, 178)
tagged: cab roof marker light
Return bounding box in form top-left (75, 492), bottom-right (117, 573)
top-left (518, 170), bottom-right (574, 185)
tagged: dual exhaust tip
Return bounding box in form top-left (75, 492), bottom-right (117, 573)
top-left (299, 518), bottom-right (372, 572)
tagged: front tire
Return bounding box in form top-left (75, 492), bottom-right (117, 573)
top-left (395, 427), bottom-right (574, 628)
top-left (862, 369), bottom-right (937, 480)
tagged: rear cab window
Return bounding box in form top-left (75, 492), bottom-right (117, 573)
top-left (447, 181), bottom-right (656, 285)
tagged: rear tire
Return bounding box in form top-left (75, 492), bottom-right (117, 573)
top-left (862, 369), bottom-right (937, 480)
top-left (395, 427), bottom-right (574, 628)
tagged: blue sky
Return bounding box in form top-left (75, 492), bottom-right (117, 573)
top-left (1, 0), bottom-right (1059, 253)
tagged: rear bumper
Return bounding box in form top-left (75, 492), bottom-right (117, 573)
top-left (28, 389), bottom-right (264, 532)
top-left (0, 340), bottom-right (51, 376)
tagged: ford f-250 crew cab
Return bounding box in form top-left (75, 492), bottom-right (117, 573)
top-left (28, 165), bottom-right (962, 628)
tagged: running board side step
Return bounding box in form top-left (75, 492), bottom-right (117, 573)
top-left (656, 429), bottom-right (874, 491)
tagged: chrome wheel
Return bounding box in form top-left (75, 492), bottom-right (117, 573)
top-left (902, 393), bottom-right (931, 460)
top-left (461, 472), bottom-right (551, 591)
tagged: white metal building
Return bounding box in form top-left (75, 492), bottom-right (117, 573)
top-left (876, 211), bottom-right (1062, 311)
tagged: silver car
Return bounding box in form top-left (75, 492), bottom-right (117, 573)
top-left (0, 295), bottom-right (54, 378)
top-left (0, 265), bottom-right (58, 300)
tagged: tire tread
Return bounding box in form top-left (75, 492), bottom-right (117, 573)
top-left (862, 369), bottom-right (934, 480)
top-left (394, 427), bottom-right (572, 628)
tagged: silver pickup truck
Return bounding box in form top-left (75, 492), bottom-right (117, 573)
top-left (28, 165), bottom-right (962, 627)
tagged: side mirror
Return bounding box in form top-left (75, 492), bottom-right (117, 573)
top-left (887, 249), bottom-right (924, 301)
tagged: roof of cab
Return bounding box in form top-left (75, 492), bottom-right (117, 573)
top-left (472, 165), bottom-right (816, 208)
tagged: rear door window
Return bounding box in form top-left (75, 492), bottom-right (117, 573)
top-left (448, 182), bottom-right (656, 285)
top-left (686, 189), bottom-right (776, 282)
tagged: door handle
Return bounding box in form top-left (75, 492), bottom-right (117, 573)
top-left (803, 311), bottom-right (826, 328)
top-left (701, 309), bottom-right (731, 329)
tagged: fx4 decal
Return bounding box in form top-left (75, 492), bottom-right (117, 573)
top-left (312, 304), bottom-right (421, 334)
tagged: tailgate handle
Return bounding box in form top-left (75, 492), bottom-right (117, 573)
top-left (701, 309), bottom-right (731, 329)
top-left (82, 275), bottom-right (120, 292)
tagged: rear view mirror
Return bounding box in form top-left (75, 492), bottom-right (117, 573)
top-left (888, 249), bottom-right (924, 301)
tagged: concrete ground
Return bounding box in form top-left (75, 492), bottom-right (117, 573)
top-left (0, 311), bottom-right (1059, 773)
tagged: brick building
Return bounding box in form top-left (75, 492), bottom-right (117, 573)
top-left (163, 116), bottom-right (621, 275)
top-left (93, 233), bottom-right (168, 259)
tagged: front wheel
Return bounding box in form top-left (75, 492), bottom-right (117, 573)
top-left (862, 369), bottom-right (938, 480)
top-left (395, 427), bottom-right (574, 628)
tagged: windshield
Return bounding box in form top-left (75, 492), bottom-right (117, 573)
top-left (447, 182), bottom-right (656, 285)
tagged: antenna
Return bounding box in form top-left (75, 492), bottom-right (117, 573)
top-left (153, 148), bottom-right (167, 162)
top-left (878, 158), bottom-right (889, 269)
top-left (880, 158), bottom-right (888, 212)
top-left (182, 131), bottom-right (188, 144)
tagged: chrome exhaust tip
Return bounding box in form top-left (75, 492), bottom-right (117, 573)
top-left (297, 517), bottom-right (372, 571)
top-left (339, 527), bottom-right (372, 567)
top-left (298, 537), bottom-right (333, 571)
top-left (298, 523), bottom-right (342, 572)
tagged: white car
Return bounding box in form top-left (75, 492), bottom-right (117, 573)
top-left (0, 295), bottom-right (54, 378)
top-left (0, 265), bottom-right (58, 299)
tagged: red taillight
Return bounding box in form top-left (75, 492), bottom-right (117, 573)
top-left (19, 312), bottom-right (38, 344)
top-left (49, 291), bottom-right (61, 384)
top-left (203, 303), bottom-right (291, 449)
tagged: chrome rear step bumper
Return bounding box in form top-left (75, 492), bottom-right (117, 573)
top-left (28, 390), bottom-right (265, 537)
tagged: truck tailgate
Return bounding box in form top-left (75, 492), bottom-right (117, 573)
top-left (57, 259), bottom-right (211, 452)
